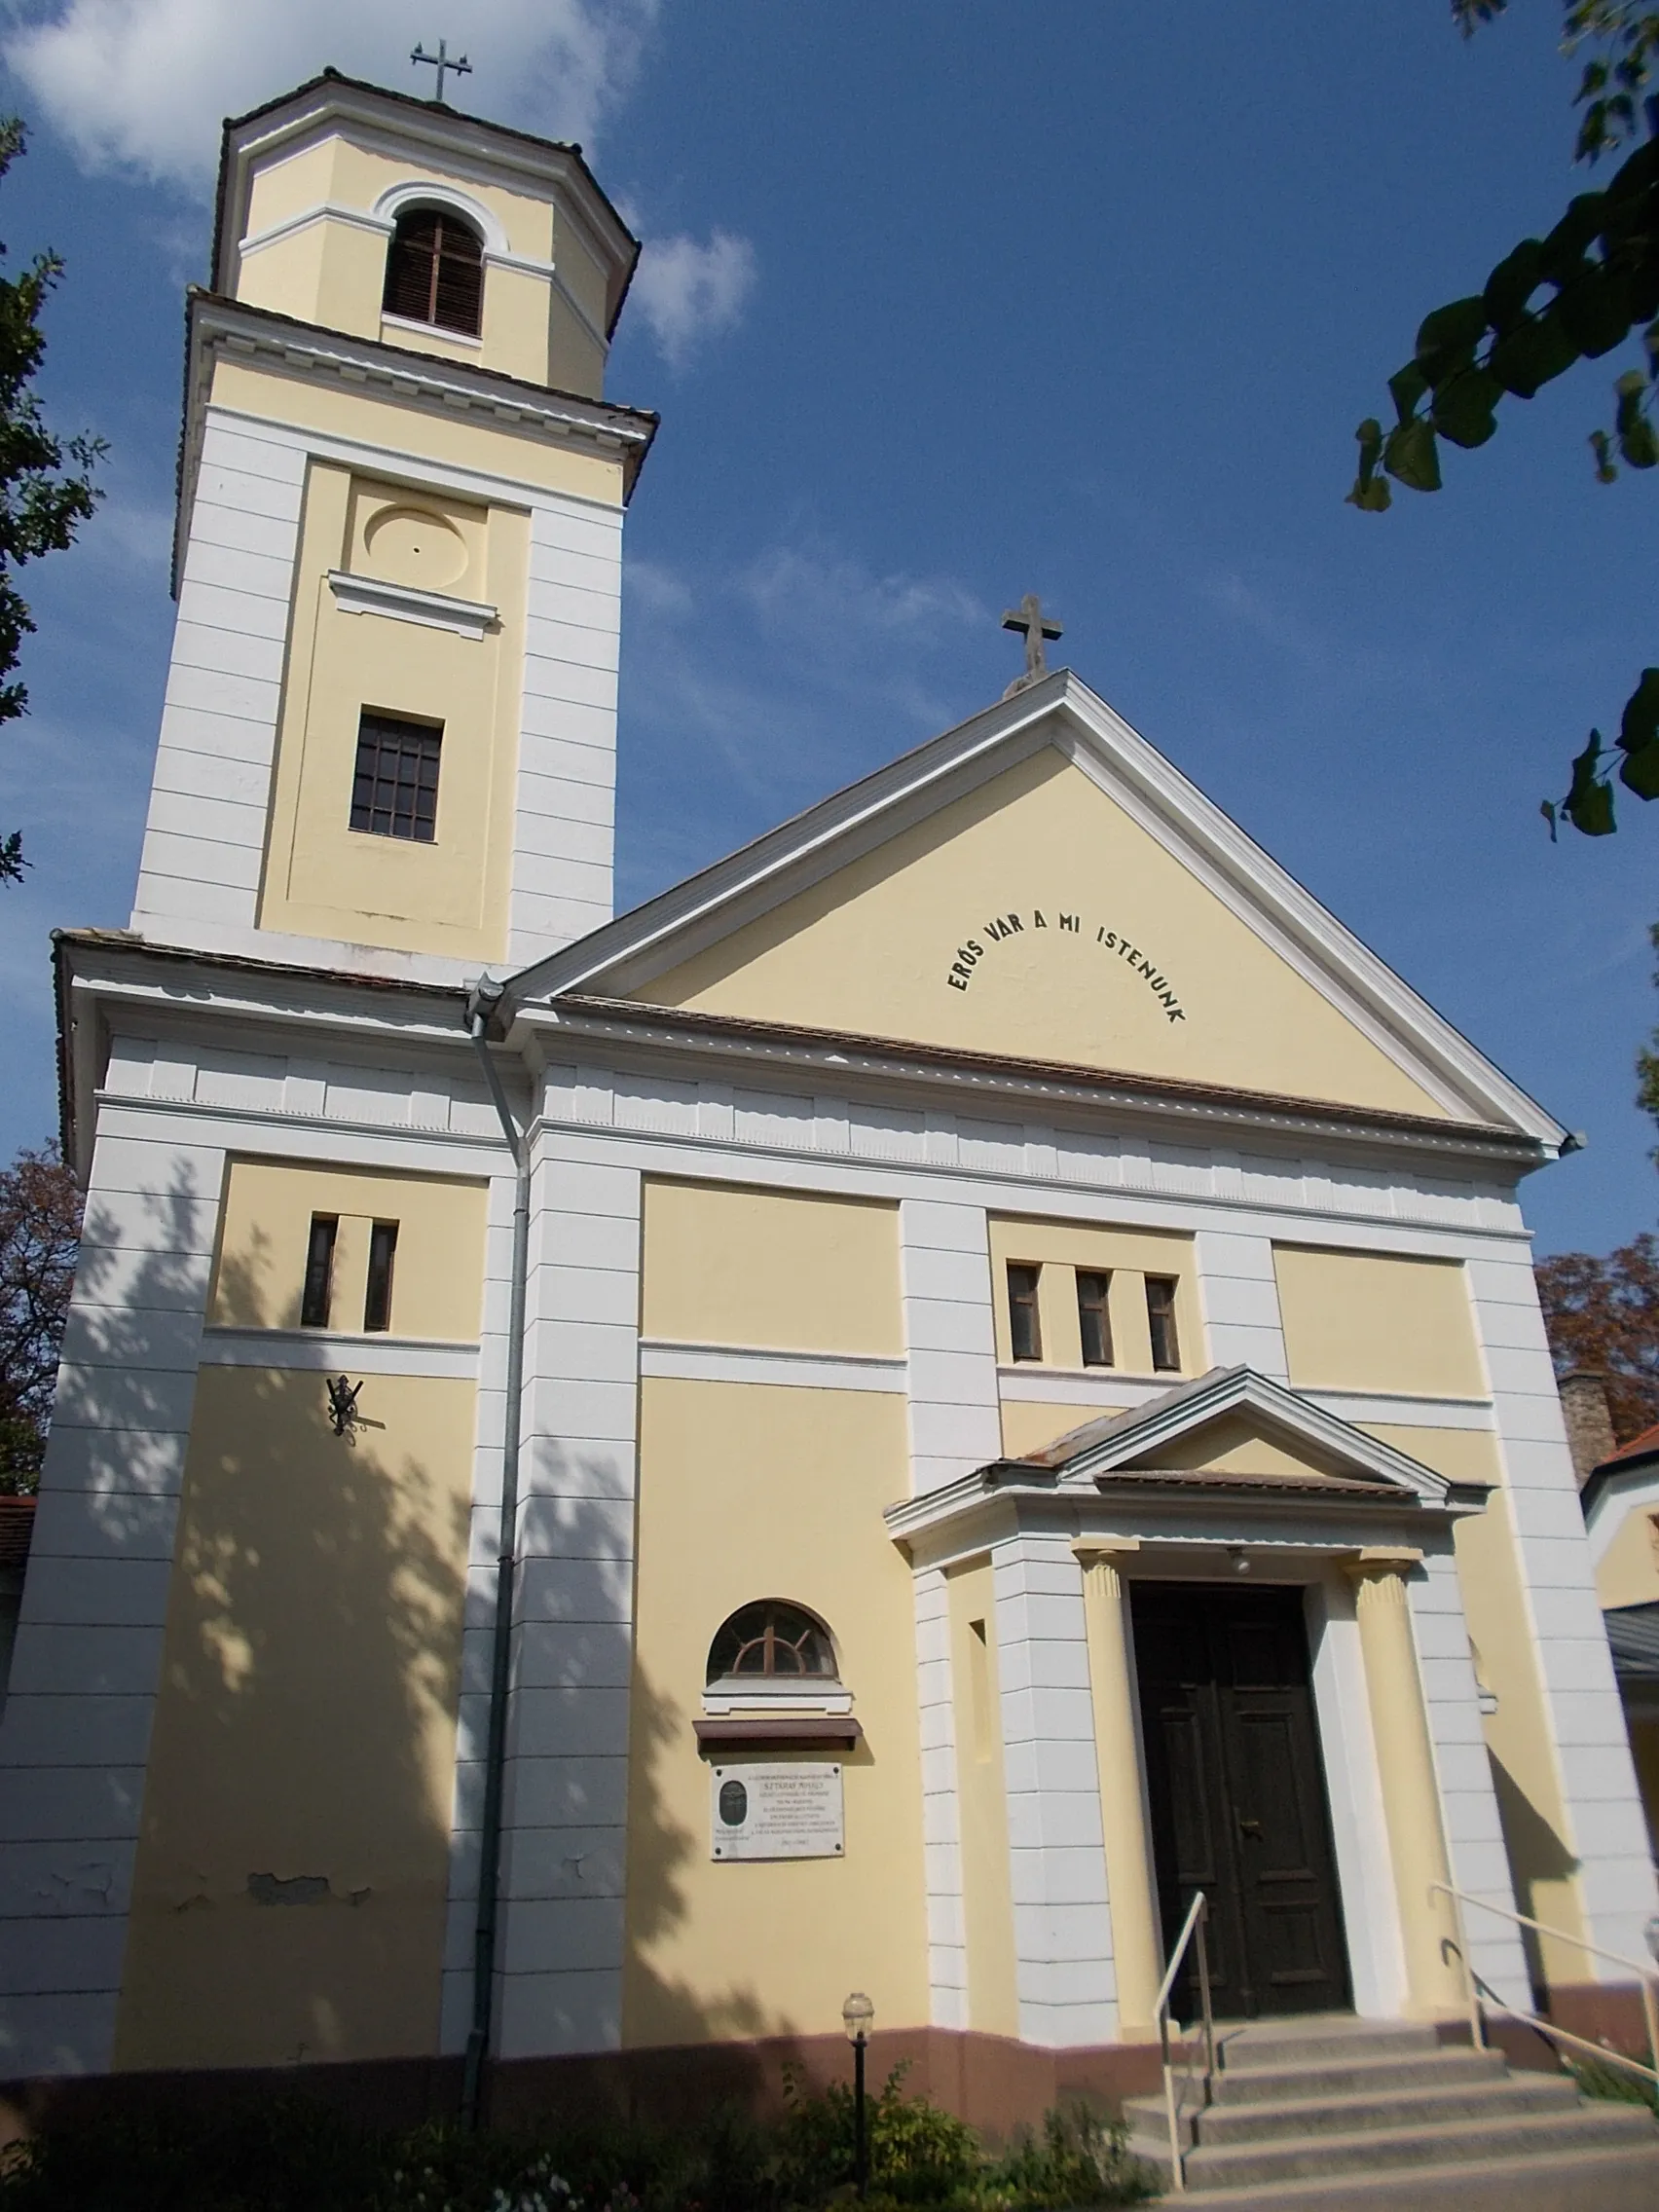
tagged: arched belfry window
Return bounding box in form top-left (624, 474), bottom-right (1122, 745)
top-left (382, 207), bottom-right (484, 336)
top-left (706, 1601), bottom-right (838, 1686)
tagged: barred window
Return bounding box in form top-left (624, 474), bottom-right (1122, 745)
top-left (350, 712), bottom-right (441, 842)
top-left (382, 208), bottom-right (484, 336)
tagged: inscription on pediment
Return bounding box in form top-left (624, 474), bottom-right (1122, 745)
top-left (944, 909), bottom-right (1186, 1024)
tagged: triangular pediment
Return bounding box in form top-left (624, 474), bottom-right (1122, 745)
top-left (506, 673), bottom-right (1563, 1140)
top-left (1025, 1366), bottom-right (1449, 1503)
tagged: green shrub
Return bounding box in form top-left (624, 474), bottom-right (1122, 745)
top-left (0, 2078), bottom-right (1155, 2212)
top-left (1566, 2051), bottom-right (1659, 2115)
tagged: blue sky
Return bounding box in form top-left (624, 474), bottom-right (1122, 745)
top-left (0, 1), bottom-right (1654, 1258)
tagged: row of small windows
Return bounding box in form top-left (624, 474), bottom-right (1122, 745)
top-left (382, 207), bottom-right (484, 337)
top-left (302, 1214), bottom-right (399, 1334)
top-left (1006, 1261), bottom-right (1181, 1373)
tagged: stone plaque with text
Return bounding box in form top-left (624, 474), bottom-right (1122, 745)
top-left (710, 1762), bottom-right (844, 1861)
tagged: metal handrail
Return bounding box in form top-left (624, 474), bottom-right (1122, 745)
top-left (1154, 1892), bottom-right (1214, 2194)
top-left (1431, 1880), bottom-right (1659, 2088)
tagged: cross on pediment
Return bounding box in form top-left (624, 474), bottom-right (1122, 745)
top-left (1001, 593), bottom-right (1063, 697)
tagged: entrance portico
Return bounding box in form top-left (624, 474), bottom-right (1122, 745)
top-left (887, 1365), bottom-right (1532, 2050)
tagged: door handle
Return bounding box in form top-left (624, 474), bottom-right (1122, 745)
top-left (1235, 1815), bottom-right (1263, 1839)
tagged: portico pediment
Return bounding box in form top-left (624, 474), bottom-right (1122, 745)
top-left (884, 1364), bottom-right (1467, 1552)
top-left (1021, 1364), bottom-right (1450, 1503)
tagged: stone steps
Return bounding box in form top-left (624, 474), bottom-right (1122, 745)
top-left (1123, 2011), bottom-right (1659, 2203)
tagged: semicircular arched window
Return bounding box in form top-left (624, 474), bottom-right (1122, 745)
top-left (382, 206), bottom-right (484, 337)
top-left (706, 1600), bottom-right (838, 1685)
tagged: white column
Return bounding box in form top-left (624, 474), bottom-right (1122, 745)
top-left (508, 497), bottom-right (623, 967)
top-left (994, 1530), bottom-right (1117, 2047)
top-left (913, 1566), bottom-right (968, 2027)
top-left (1466, 1254), bottom-right (1658, 1969)
top-left (131, 415), bottom-right (305, 937)
top-left (899, 1199), bottom-right (1001, 1495)
top-left (0, 1120), bottom-right (222, 2075)
top-left (492, 1137), bottom-right (641, 2059)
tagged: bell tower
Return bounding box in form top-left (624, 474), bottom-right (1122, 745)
top-left (129, 69), bottom-right (655, 974)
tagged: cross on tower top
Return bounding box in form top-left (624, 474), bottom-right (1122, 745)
top-left (411, 40), bottom-right (472, 103)
top-left (1001, 593), bottom-right (1063, 698)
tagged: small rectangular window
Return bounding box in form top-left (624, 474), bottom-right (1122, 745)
top-left (1146, 1275), bottom-right (1181, 1372)
top-left (301, 1215), bottom-right (338, 1329)
top-left (364, 1221), bottom-right (399, 1334)
top-left (350, 712), bottom-right (442, 842)
top-left (1077, 1270), bottom-right (1114, 1367)
top-left (1008, 1263), bottom-right (1042, 1362)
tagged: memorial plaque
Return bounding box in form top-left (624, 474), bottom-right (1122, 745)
top-left (710, 1762), bottom-right (844, 1860)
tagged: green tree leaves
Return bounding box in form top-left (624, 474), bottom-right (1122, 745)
top-left (0, 116), bottom-right (102, 884)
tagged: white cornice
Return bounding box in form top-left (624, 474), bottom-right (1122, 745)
top-left (522, 998), bottom-right (1546, 1172)
top-left (177, 292), bottom-right (654, 589)
top-left (327, 569), bottom-right (497, 637)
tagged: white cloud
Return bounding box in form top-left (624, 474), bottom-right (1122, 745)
top-left (742, 545), bottom-right (982, 645)
top-left (5, 0), bottom-right (659, 192)
top-left (626, 228), bottom-right (756, 368)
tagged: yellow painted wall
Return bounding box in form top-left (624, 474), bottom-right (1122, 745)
top-left (237, 130), bottom-right (602, 392)
top-left (1274, 1246), bottom-right (1487, 1398)
top-left (1596, 1500), bottom-right (1659, 1608)
top-left (946, 1557), bottom-right (1019, 2037)
top-left (987, 1215), bottom-right (1201, 1379)
top-left (1453, 1492), bottom-right (1589, 1977)
top-left (621, 1380), bottom-right (928, 2047)
top-left (641, 1179), bottom-right (902, 1356)
top-left (208, 357), bottom-right (626, 508)
top-left (256, 458), bottom-right (528, 959)
top-left (1358, 1423), bottom-right (1500, 1490)
top-left (208, 1157), bottom-right (486, 1341)
top-left (1000, 1401), bottom-right (1117, 1458)
top-left (635, 750), bottom-right (1449, 1119)
top-left (115, 1363), bottom-right (475, 2068)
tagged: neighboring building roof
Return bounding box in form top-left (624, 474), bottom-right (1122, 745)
top-left (0, 1495), bottom-right (36, 1576)
top-left (1605, 1601), bottom-right (1659, 1684)
top-left (1580, 1421), bottom-right (1659, 1521)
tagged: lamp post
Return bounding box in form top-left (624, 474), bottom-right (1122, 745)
top-left (842, 1990), bottom-right (874, 2198)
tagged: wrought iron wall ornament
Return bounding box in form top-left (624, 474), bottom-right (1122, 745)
top-left (325, 1374), bottom-right (364, 1439)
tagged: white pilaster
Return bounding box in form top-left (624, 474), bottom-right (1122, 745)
top-left (1194, 1229), bottom-right (1288, 1378)
top-left (1466, 1257), bottom-right (1658, 1971)
top-left (913, 1566), bottom-right (968, 2027)
top-left (0, 1118), bottom-right (223, 2077)
top-left (507, 499), bottom-right (623, 967)
top-left (900, 1199), bottom-right (1001, 1495)
top-left (491, 1137), bottom-right (641, 2058)
top-left (1407, 1551), bottom-right (1532, 2009)
top-left (994, 1531), bottom-right (1116, 2047)
top-left (130, 416), bottom-right (305, 937)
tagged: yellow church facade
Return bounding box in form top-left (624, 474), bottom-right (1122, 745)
top-left (1, 71), bottom-right (1654, 2118)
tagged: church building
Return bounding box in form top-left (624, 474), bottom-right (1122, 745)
top-left (2, 70), bottom-right (1655, 2129)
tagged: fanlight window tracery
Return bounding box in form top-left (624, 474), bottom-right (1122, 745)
top-left (706, 1601), bottom-right (837, 1684)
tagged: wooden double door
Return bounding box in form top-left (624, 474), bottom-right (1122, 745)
top-left (1131, 1581), bottom-right (1350, 2019)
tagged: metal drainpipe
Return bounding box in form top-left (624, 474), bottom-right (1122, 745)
top-left (462, 978), bottom-right (531, 2129)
